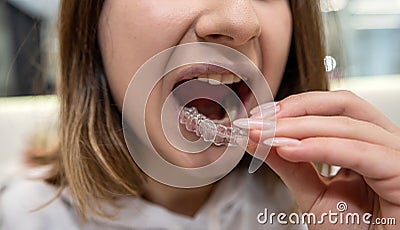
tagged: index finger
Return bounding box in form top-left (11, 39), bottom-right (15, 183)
top-left (272, 90), bottom-right (398, 133)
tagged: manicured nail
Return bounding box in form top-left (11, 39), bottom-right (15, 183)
top-left (263, 137), bottom-right (301, 147)
top-left (250, 104), bottom-right (280, 119)
top-left (250, 102), bottom-right (278, 115)
top-left (250, 105), bottom-right (280, 119)
top-left (233, 118), bottom-right (275, 130)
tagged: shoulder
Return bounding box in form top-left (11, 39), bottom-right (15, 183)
top-left (0, 174), bottom-right (79, 230)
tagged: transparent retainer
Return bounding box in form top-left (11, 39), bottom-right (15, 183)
top-left (179, 107), bottom-right (248, 147)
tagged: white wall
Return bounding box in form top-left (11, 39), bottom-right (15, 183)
top-left (0, 96), bottom-right (58, 182)
top-left (330, 75), bottom-right (400, 126)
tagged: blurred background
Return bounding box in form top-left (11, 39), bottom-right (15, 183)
top-left (0, 0), bottom-right (399, 181)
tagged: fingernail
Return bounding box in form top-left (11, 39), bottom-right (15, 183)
top-left (263, 137), bottom-right (301, 147)
top-left (233, 118), bottom-right (275, 130)
top-left (250, 104), bottom-right (280, 119)
top-left (250, 102), bottom-right (278, 115)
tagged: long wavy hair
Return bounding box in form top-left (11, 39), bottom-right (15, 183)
top-left (45, 0), bottom-right (328, 221)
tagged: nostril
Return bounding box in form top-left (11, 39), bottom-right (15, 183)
top-left (208, 34), bottom-right (222, 39)
top-left (206, 34), bottom-right (234, 41)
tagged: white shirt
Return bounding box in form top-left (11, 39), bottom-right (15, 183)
top-left (0, 168), bottom-right (307, 230)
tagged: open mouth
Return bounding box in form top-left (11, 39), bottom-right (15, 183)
top-left (171, 65), bottom-right (252, 125)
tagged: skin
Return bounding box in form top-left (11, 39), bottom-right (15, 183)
top-left (98, 0), bottom-right (291, 167)
top-left (99, 0), bottom-right (400, 228)
top-left (246, 91), bottom-right (400, 229)
top-left (98, 0), bottom-right (291, 216)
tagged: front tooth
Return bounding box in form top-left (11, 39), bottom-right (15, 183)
top-left (221, 74), bottom-right (234, 84)
top-left (197, 74), bottom-right (208, 82)
top-left (208, 74), bottom-right (221, 85)
top-left (232, 75), bottom-right (241, 83)
top-left (198, 76), bottom-right (209, 82)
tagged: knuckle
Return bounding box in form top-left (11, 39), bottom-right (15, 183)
top-left (333, 90), bottom-right (364, 112)
top-left (334, 89), bottom-right (356, 98)
top-left (338, 116), bottom-right (353, 126)
top-left (337, 116), bottom-right (356, 133)
top-left (284, 93), bottom-right (301, 103)
top-left (334, 90), bottom-right (365, 105)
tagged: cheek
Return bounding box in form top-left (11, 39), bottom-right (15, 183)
top-left (255, 3), bottom-right (292, 96)
top-left (98, 1), bottom-right (197, 108)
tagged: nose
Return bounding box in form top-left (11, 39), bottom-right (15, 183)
top-left (195, 0), bottom-right (261, 47)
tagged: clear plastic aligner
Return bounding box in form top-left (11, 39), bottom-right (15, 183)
top-left (179, 107), bottom-right (248, 146)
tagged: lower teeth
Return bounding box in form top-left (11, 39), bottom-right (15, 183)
top-left (179, 107), bottom-right (248, 146)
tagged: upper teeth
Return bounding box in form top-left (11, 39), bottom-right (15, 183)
top-left (197, 73), bottom-right (241, 85)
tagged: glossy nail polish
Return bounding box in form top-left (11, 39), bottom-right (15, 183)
top-left (250, 104), bottom-right (280, 119)
top-left (250, 102), bottom-right (279, 115)
top-left (263, 137), bottom-right (301, 147)
top-left (233, 118), bottom-right (275, 130)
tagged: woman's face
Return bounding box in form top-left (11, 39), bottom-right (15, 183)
top-left (98, 0), bottom-right (292, 168)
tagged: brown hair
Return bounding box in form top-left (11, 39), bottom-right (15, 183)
top-left (46, 0), bottom-right (327, 221)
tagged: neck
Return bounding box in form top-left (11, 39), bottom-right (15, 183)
top-left (142, 177), bottom-right (216, 217)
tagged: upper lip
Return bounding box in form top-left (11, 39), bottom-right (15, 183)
top-left (168, 63), bottom-right (255, 120)
top-left (173, 64), bottom-right (234, 85)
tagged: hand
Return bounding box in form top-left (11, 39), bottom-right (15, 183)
top-left (236, 90), bottom-right (400, 229)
